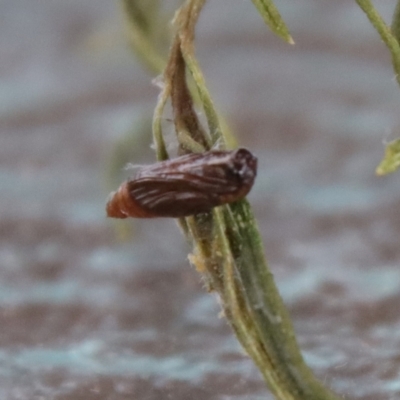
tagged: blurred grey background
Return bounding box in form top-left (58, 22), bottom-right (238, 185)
top-left (1, 1), bottom-right (400, 399)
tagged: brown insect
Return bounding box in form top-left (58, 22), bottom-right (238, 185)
top-left (106, 148), bottom-right (257, 219)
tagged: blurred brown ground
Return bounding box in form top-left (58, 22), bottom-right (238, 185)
top-left (1, 1), bottom-right (400, 399)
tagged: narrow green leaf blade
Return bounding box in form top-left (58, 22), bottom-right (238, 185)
top-left (251, 0), bottom-right (294, 44)
top-left (356, 0), bottom-right (400, 86)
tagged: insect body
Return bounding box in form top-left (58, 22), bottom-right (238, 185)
top-left (106, 148), bottom-right (257, 219)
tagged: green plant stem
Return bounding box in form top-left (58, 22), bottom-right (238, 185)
top-left (152, 82), bottom-right (170, 161)
top-left (218, 203), bottom-right (339, 399)
top-left (159, 1), bottom-right (342, 398)
top-left (356, 0), bottom-right (400, 85)
top-left (122, 0), bottom-right (343, 397)
top-left (392, 1), bottom-right (400, 43)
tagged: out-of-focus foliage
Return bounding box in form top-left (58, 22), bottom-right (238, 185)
top-left (376, 138), bottom-right (400, 175)
top-left (356, 0), bottom-right (400, 87)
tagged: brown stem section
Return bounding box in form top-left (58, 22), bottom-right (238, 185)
top-left (167, 38), bottom-right (210, 153)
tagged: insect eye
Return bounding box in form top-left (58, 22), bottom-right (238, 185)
top-left (231, 149), bottom-right (257, 180)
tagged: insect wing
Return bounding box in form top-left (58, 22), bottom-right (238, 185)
top-left (107, 148), bottom-right (257, 219)
top-left (127, 176), bottom-right (224, 217)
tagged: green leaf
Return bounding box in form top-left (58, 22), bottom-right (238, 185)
top-left (251, 0), bottom-right (294, 44)
top-left (356, 0), bottom-right (400, 86)
top-left (376, 138), bottom-right (400, 175)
